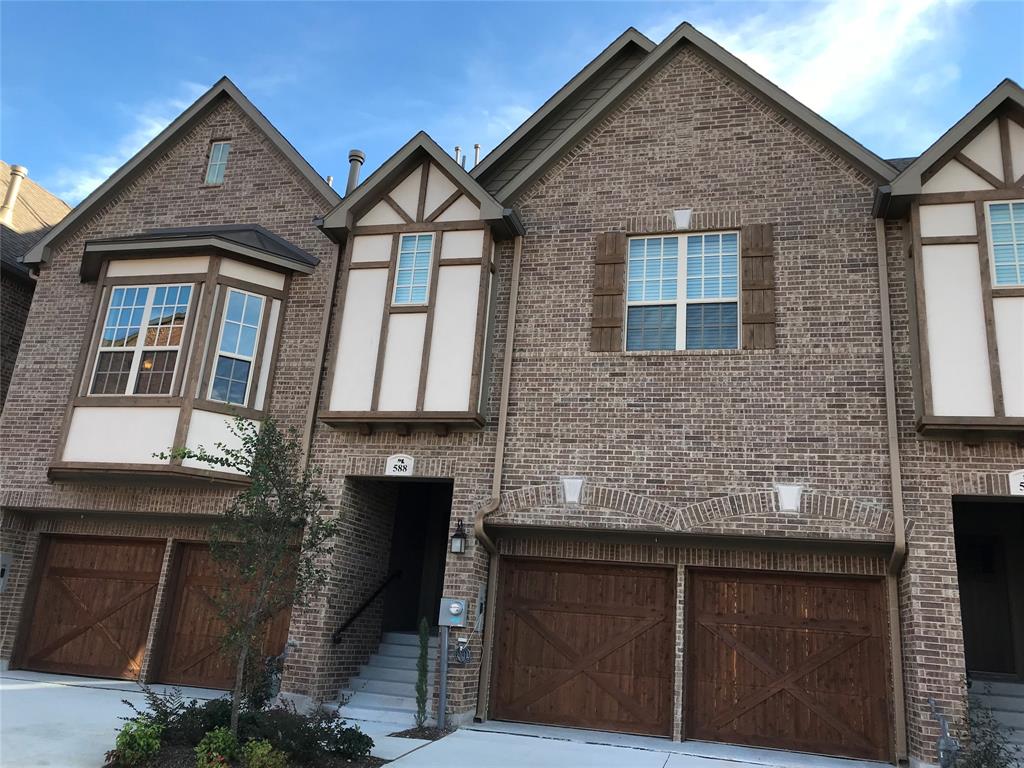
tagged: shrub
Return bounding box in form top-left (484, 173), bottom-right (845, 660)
top-left (108, 718), bottom-right (163, 767)
top-left (166, 698), bottom-right (232, 746)
top-left (955, 694), bottom-right (1022, 768)
top-left (242, 739), bottom-right (288, 768)
top-left (320, 716), bottom-right (373, 760)
top-left (195, 726), bottom-right (239, 768)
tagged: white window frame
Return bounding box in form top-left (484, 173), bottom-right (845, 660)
top-left (625, 231), bottom-right (742, 351)
top-left (392, 233), bottom-right (434, 307)
top-left (89, 283), bottom-right (194, 396)
top-left (985, 199), bottom-right (1024, 287)
top-left (207, 287), bottom-right (265, 406)
top-left (205, 141), bottom-right (231, 185)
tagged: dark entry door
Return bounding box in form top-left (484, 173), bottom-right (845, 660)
top-left (16, 536), bottom-right (165, 679)
top-left (687, 569), bottom-right (892, 762)
top-left (158, 544), bottom-right (291, 689)
top-left (491, 558), bottom-right (675, 736)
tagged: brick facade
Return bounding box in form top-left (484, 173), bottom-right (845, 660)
top-left (0, 270), bottom-right (33, 410)
top-left (1, 38), bottom-right (1019, 768)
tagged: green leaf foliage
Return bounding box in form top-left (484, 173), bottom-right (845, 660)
top-left (415, 616), bottom-right (430, 728)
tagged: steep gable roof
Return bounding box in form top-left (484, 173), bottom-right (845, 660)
top-left (1, 161), bottom-right (70, 278)
top-left (481, 22), bottom-right (898, 204)
top-left (24, 77), bottom-right (340, 265)
top-left (320, 131), bottom-right (522, 238)
top-left (887, 79), bottom-right (1024, 198)
top-left (472, 27), bottom-right (654, 194)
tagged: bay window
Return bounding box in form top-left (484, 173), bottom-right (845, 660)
top-left (209, 288), bottom-right (265, 406)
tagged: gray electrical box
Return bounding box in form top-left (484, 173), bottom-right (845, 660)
top-left (438, 596), bottom-right (467, 628)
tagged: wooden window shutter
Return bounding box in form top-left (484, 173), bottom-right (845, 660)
top-left (591, 232), bottom-right (627, 352)
top-left (740, 223), bottom-right (776, 349)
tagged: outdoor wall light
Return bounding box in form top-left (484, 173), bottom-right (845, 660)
top-left (561, 476), bottom-right (585, 506)
top-left (775, 483), bottom-right (804, 513)
top-left (450, 520), bottom-right (467, 554)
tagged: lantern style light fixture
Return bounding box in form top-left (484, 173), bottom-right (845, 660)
top-left (450, 520), bottom-right (467, 554)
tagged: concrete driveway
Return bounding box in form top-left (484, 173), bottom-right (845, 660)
top-left (1, 670), bottom-right (887, 768)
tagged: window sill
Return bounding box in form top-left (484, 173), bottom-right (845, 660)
top-left (610, 348), bottom-right (773, 358)
top-left (48, 461), bottom-right (250, 488)
top-left (917, 415), bottom-right (1024, 440)
top-left (73, 395), bottom-right (184, 407)
top-left (318, 410), bottom-right (485, 433)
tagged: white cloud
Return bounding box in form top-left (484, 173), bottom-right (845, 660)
top-left (51, 81), bottom-right (208, 204)
top-left (642, 0), bottom-right (969, 155)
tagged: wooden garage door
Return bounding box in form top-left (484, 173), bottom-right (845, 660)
top-left (491, 559), bottom-right (675, 736)
top-left (16, 536), bottom-right (165, 680)
top-left (158, 544), bottom-right (292, 689)
top-left (687, 569), bottom-right (891, 762)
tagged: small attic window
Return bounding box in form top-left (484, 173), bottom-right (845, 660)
top-left (205, 141), bottom-right (231, 185)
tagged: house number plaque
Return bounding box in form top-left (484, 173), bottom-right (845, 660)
top-left (385, 454), bottom-right (414, 477)
top-left (1010, 469), bottom-right (1024, 497)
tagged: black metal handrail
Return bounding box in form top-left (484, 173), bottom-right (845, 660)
top-left (331, 569), bottom-right (402, 644)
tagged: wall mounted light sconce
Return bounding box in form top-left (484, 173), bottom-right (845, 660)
top-left (775, 483), bottom-right (804, 513)
top-left (450, 520), bottom-right (467, 554)
top-left (561, 476), bottom-right (585, 506)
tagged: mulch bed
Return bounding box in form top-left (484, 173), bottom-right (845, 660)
top-left (143, 745), bottom-right (388, 767)
top-left (387, 726), bottom-right (453, 741)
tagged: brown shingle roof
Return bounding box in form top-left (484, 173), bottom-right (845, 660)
top-left (0, 161), bottom-right (70, 278)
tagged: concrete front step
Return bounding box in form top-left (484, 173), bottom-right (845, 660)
top-left (349, 677), bottom-right (434, 697)
top-left (342, 689), bottom-right (418, 710)
top-left (368, 652), bottom-right (437, 670)
top-left (383, 631), bottom-right (440, 648)
top-left (359, 664), bottom-right (419, 683)
top-left (330, 702), bottom-right (419, 727)
top-left (377, 642), bottom-right (425, 659)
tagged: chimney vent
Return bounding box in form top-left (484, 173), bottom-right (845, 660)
top-left (326, 175), bottom-right (334, 188)
top-left (346, 150), bottom-right (365, 194)
top-left (473, 144), bottom-right (481, 167)
top-left (454, 145), bottom-right (462, 165)
top-left (0, 165), bottom-right (28, 226)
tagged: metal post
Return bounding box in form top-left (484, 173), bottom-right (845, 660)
top-left (438, 624), bottom-right (449, 730)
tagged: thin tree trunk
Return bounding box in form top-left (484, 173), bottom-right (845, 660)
top-left (231, 640), bottom-right (250, 736)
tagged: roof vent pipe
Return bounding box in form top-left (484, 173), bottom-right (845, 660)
top-left (0, 165), bottom-right (28, 226)
top-left (474, 144), bottom-right (481, 167)
top-left (326, 175), bottom-right (334, 188)
top-left (345, 150), bottom-right (365, 194)
top-left (454, 146), bottom-right (462, 165)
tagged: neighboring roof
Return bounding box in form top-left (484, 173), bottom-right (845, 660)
top-left (24, 77), bottom-right (341, 266)
top-left (480, 22), bottom-right (898, 204)
top-left (0, 161), bottom-right (70, 279)
top-left (886, 157), bottom-right (917, 172)
top-left (81, 223), bottom-right (319, 281)
top-left (473, 27), bottom-right (654, 194)
top-left (887, 79), bottom-right (1024, 198)
top-left (320, 131), bottom-right (523, 239)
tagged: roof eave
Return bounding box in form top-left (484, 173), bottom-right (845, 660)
top-left (493, 22), bottom-right (898, 204)
top-left (25, 77), bottom-right (340, 266)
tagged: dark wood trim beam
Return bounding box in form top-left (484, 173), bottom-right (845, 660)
top-left (370, 235), bottom-right (400, 410)
top-left (215, 274), bottom-right (286, 300)
top-left (352, 220), bottom-right (487, 236)
top-left (920, 235), bottom-right (978, 246)
top-left (426, 190), bottom-right (463, 223)
top-left (416, 160), bottom-right (430, 222)
top-left (416, 232), bottom-right (445, 410)
top-left (910, 202), bottom-right (934, 415)
top-left (994, 286), bottom-right (1024, 298)
top-left (384, 194), bottom-right (414, 224)
top-left (322, 238), bottom-right (356, 413)
top-left (318, 410), bottom-right (485, 429)
top-left (975, 200), bottom-right (1004, 416)
top-left (999, 116), bottom-right (1014, 186)
top-left (48, 461), bottom-right (252, 488)
top-left (259, 273), bottom-right (291, 415)
top-left (347, 260), bottom-right (391, 270)
top-left (469, 229), bottom-right (492, 413)
top-left (72, 395), bottom-right (183, 408)
top-left (246, 295), bottom-right (275, 410)
top-left (917, 190), bottom-right (1024, 205)
top-left (439, 256), bottom-right (485, 266)
top-left (104, 272), bottom-right (208, 287)
top-left (389, 305), bottom-right (429, 314)
top-left (954, 153), bottom-right (1003, 190)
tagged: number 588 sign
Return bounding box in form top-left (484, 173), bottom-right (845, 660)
top-left (385, 454), bottom-right (415, 477)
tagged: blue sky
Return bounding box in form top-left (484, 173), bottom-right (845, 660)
top-left (2, 1), bottom-right (1022, 205)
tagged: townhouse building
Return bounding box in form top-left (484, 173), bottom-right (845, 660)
top-left (0, 22), bottom-right (1021, 768)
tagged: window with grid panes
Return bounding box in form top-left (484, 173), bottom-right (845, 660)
top-left (90, 284), bottom-right (193, 395)
top-left (625, 232), bottom-right (739, 350)
top-left (393, 234), bottom-right (433, 305)
top-left (988, 201), bottom-right (1024, 286)
top-left (204, 141), bottom-right (231, 185)
top-left (209, 288), bottom-right (265, 406)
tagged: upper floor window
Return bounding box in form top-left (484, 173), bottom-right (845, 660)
top-left (626, 232), bottom-right (739, 351)
top-left (91, 284), bottom-right (192, 395)
top-left (205, 141), bottom-right (231, 185)
top-left (988, 201), bottom-right (1024, 286)
top-left (209, 288), bottom-right (264, 406)
top-left (393, 233), bottom-right (433, 305)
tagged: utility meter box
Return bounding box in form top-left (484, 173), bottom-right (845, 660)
top-left (438, 596), bottom-right (467, 628)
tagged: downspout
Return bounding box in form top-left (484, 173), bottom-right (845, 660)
top-left (877, 218), bottom-right (909, 763)
top-left (473, 233), bottom-right (523, 722)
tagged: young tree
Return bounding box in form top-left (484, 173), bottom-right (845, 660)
top-left (162, 417), bottom-right (340, 735)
